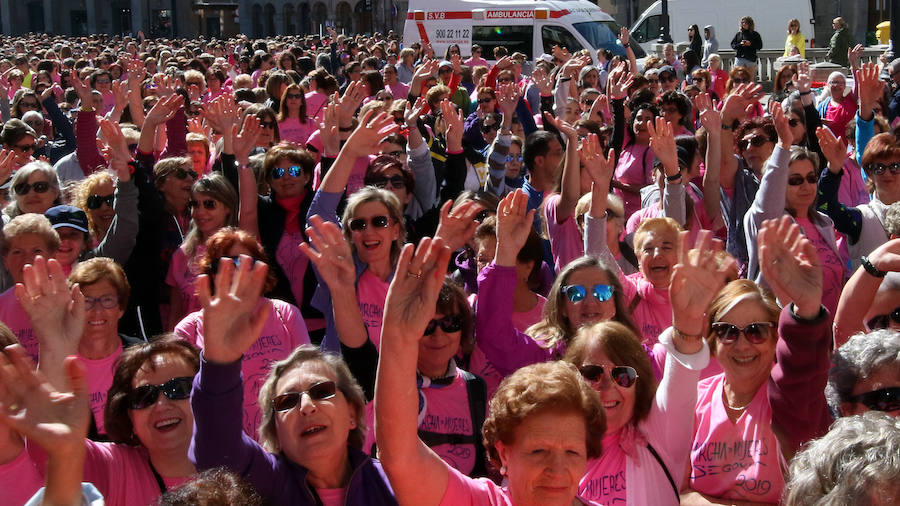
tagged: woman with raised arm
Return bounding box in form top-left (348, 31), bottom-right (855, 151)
top-left (680, 216), bottom-right (832, 506)
top-left (189, 255), bottom-right (396, 505)
top-left (375, 236), bottom-right (606, 506)
top-left (832, 237), bottom-right (900, 346)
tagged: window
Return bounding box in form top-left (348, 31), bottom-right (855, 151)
top-left (473, 25), bottom-right (534, 60)
top-left (597, 21), bottom-right (645, 58)
top-left (632, 15), bottom-right (661, 43)
top-left (541, 25), bottom-right (583, 55)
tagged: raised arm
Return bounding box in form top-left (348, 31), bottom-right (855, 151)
top-left (319, 109), bottom-right (399, 194)
top-left (719, 83), bottom-right (764, 189)
top-left (648, 116), bottom-right (685, 225)
top-left (815, 126), bottom-right (862, 241)
top-left (696, 93), bottom-right (724, 229)
top-left (543, 112), bottom-right (580, 222)
top-left (833, 239), bottom-right (900, 347)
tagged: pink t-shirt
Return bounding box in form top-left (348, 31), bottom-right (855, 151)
top-left (622, 272), bottom-right (672, 345)
top-left (441, 464), bottom-right (602, 505)
top-left (652, 343), bottom-right (723, 382)
top-left (386, 81), bottom-right (410, 100)
top-left (278, 117), bottom-right (316, 146)
top-left (579, 432), bottom-right (627, 504)
top-left (308, 130), bottom-right (372, 194)
top-left (795, 217), bottom-right (844, 316)
top-left (838, 160), bottom-right (870, 208)
top-left (317, 488), bottom-right (347, 506)
top-left (690, 374), bottom-right (786, 504)
top-left (81, 345), bottom-right (124, 436)
top-left (175, 298), bottom-right (310, 439)
top-left (0, 288), bottom-right (38, 361)
top-left (614, 144), bottom-right (655, 217)
top-left (511, 295), bottom-right (545, 333)
top-left (544, 193), bottom-right (584, 272)
top-left (356, 269), bottom-right (389, 350)
top-left (277, 231), bottom-right (311, 308)
top-left (165, 245), bottom-right (205, 319)
top-left (305, 91), bottom-right (329, 124)
top-left (0, 447), bottom-right (44, 506)
top-left (822, 94), bottom-right (858, 142)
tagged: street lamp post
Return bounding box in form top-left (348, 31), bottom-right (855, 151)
top-left (657, 0), bottom-right (672, 43)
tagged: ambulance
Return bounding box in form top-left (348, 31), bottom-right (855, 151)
top-left (403, 0), bottom-right (629, 64)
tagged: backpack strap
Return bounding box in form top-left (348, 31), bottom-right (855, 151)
top-left (461, 370), bottom-right (488, 478)
top-left (646, 442), bottom-right (680, 503)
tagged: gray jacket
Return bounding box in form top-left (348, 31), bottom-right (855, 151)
top-left (702, 25), bottom-right (719, 67)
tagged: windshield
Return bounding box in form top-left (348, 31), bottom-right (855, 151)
top-left (599, 20), bottom-right (646, 58)
top-left (572, 21), bottom-right (618, 50)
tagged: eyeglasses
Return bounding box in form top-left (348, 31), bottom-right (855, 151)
top-left (562, 284), bottom-right (614, 303)
top-left (506, 154), bottom-right (523, 163)
top-left (866, 306), bottom-right (900, 330)
top-left (710, 321), bottom-right (775, 345)
top-left (349, 215), bottom-right (390, 231)
top-left (474, 209), bottom-right (495, 222)
top-left (13, 181), bottom-right (50, 195)
top-left (86, 193), bottom-right (115, 210)
top-left (848, 387), bottom-right (900, 413)
top-left (271, 166), bottom-right (303, 179)
top-left (579, 365), bottom-right (638, 388)
top-left (272, 381), bottom-right (337, 412)
top-left (787, 172), bottom-right (818, 186)
top-left (788, 118), bottom-right (801, 127)
top-left (477, 97), bottom-right (494, 104)
top-left (19, 101), bottom-right (39, 109)
top-left (424, 314), bottom-right (463, 335)
top-left (731, 77), bottom-right (750, 85)
top-left (127, 376), bottom-right (194, 410)
top-left (189, 198), bottom-right (218, 210)
top-left (738, 135), bottom-right (773, 151)
top-left (259, 120), bottom-right (276, 129)
top-left (84, 295), bottom-right (119, 310)
top-left (286, 93), bottom-right (304, 100)
top-left (372, 175), bottom-right (406, 190)
top-left (13, 143), bottom-right (35, 153)
top-left (864, 162), bottom-right (900, 176)
top-left (168, 168), bottom-right (198, 180)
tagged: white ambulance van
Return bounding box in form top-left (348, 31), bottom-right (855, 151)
top-left (403, 0), bottom-right (630, 64)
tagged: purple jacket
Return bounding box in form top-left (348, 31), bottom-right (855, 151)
top-left (190, 356), bottom-right (397, 506)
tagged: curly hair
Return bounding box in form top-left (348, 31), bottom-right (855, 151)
top-left (826, 329), bottom-right (900, 416)
top-left (73, 171), bottom-right (116, 239)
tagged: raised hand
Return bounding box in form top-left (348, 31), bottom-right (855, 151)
top-left (848, 43), bottom-right (864, 68)
top-left (588, 93), bottom-right (610, 124)
top-left (440, 99), bottom-right (464, 152)
top-left (337, 80), bottom-right (365, 126)
top-left (153, 73), bottom-right (177, 98)
top-left (70, 76), bottom-right (94, 111)
top-left (404, 96), bottom-right (427, 128)
top-left (143, 93), bottom-right (183, 126)
top-left (530, 67), bottom-right (553, 96)
top-left (619, 27), bottom-right (631, 47)
top-left (579, 133), bottom-right (615, 185)
top-left (647, 116), bottom-right (679, 176)
top-left (721, 83), bottom-right (763, 124)
top-left (793, 61), bottom-right (811, 94)
top-left (815, 126), bottom-right (848, 173)
top-left (196, 255), bottom-right (272, 364)
top-left (299, 215), bottom-right (356, 290)
top-left (0, 148), bottom-right (18, 182)
top-left (770, 102), bottom-right (792, 149)
top-left (670, 230), bottom-right (737, 344)
top-left (434, 200), bottom-right (482, 252)
top-left (543, 111), bottom-right (577, 141)
top-left (320, 102), bottom-right (341, 156)
top-left (204, 95), bottom-right (239, 135)
top-left (234, 113), bottom-right (262, 164)
top-left (125, 58), bottom-right (146, 89)
top-left (342, 109), bottom-right (400, 157)
top-left (607, 63), bottom-right (633, 100)
top-left (496, 81), bottom-right (519, 118)
top-left (111, 80), bottom-right (130, 112)
top-left (494, 189), bottom-right (536, 267)
top-left (694, 92), bottom-right (721, 134)
top-left (857, 62), bottom-right (884, 120)
top-left (98, 118), bottom-right (133, 181)
top-left (382, 238), bottom-right (451, 340)
top-left (14, 256), bottom-right (85, 357)
top-left (758, 216), bottom-right (823, 319)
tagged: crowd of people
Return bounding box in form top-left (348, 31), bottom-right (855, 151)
top-left (0, 13), bottom-right (897, 506)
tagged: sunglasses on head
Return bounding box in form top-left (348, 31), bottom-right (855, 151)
top-left (13, 181), bottom-right (50, 195)
top-left (864, 162), bottom-right (900, 176)
top-left (272, 381), bottom-right (337, 412)
top-left (506, 154), bottom-right (523, 163)
top-left (87, 193), bottom-right (115, 209)
top-left (579, 364), bottom-right (638, 388)
top-left (349, 215), bottom-right (390, 232)
top-left (424, 314), bottom-right (464, 335)
top-left (271, 166), bottom-right (303, 179)
top-left (710, 321), bottom-right (774, 344)
top-left (866, 306), bottom-right (900, 330)
top-left (738, 135), bottom-right (772, 151)
top-left (372, 174), bottom-right (406, 190)
top-left (128, 376), bottom-right (194, 410)
top-left (562, 284), bottom-right (614, 303)
top-left (787, 172), bottom-right (818, 186)
top-left (848, 387), bottom-right (900, 412)
top-left (189, 198), bottom-right (218, 210)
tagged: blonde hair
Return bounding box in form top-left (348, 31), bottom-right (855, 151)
top-left (705, 279), bottom-right (780, 354)
top-left (74, 171), bottom-right (116, 239)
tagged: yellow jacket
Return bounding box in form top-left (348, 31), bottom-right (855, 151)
top-left (784, 32), bottom-right (806, 57)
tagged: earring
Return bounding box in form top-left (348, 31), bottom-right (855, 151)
top-left (349, 419), bottom-right (357, 429)
top-left (499, 465), bottom-right (507, 476)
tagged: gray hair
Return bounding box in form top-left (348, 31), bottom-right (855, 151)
top-left (3, 160), bottom-right (61, 219)
top-left (783, 412), bottom-right (900, 505)
top-left (826, 329), bottom-right (900, 415)
top-left (885, 201), bottom-right (900, 237)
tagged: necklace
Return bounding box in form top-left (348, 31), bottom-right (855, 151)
top-left (723, 389), bottom-right (751, 411)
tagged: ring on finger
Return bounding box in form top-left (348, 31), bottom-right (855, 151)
top-left (407, 270), bottom-right (422, 279)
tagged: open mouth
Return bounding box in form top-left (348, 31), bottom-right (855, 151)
top-left (732, 355), bottom-right (758, 365)
top-left (301, 425), bottom-right (327, 437)
top-left (362, 240), bottom-right (381, 250)
top-left (88, 319), bottom-right (108, 326)
top-left (154, 418), bottom-right (181, 432)
top-left (602, 400), bottom-right (620, 409)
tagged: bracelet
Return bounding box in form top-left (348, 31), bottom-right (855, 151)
top-left (721, 122), bottom-right (734, 131)
top-left (798, 90), bottom-right (812, 96)
top-left (673, 326), bottom-right (703, 340)
top-left (861, 256), bottom-right (887, 278)
top-left (665, 172), bottom-right (683, 182)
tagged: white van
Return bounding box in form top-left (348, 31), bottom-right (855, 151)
top-left (403, 0), bottom-right (631, 64)
top-left (630, 0), bottom-right (815, 54)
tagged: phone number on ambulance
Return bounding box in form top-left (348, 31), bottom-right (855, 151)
top-left (434, 29), bottom-right (470, 39)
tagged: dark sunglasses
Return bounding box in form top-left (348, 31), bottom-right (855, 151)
top-left (787, 172), bottom-right (818, 186)
top-left (186, 109), bottom-right (202, 117)
top-left (128, 376), bottom-right (194, 410)
top-left (474, 209), bottom-right (495, 222)
top-left (506, 154), bottom-right (523, 163)
top-left (13, 181), bottom-right (50, 195)
top-left (19, 101), bottom-right (39, 108)
top-left (579, 364), bottom-right (638, 388)
top-left (169, 168), bottom-right (198, 180)
top-left (14, 143), bottom-right (35, 152)
top-left (349, 215), bottom-right (390, 231)
top-left (271, 166), bottom-right (303, 179)
top-left (424, 314), bottom-right (464, 335)
top-left (87, 193), bottom-right (115, 209)
top-left (562, 284), bottom-right (614, 303)
top-left (481, 123), bottom-right (499, 133)
top-left (286, 93), bottom-right (304, 100)
top-left (438, 67), bottom-right (453, 74)
top-left (259, 120), bottom-right (276, 129)
top-left (864, 162), bottom-right (900, 176)
top-left (710, 321), bottom-right (774, 345)
top-left (738, 135), bottom-right (772, 151)
top-left (788, 118), bottom-right (801, 127)
top-left (848, 387), bottom-right (900, 413)
top-left (372, 175), bottom-right (406, 190)
top-left (866, 306), bottom-right (900, 330)
top-left (272, 381), bottom-right (337, 412)
top-left (731, 77), bottom-right (750, 84)
top-left (189, 198), bottom-right (218, 210)
top-left (477, 97), bottom-right (494, 104)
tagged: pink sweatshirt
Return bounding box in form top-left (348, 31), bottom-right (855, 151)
top-left (441, 464), bottom-right (603, 505)
top-left (81, 346), bottom-right (124, 436)
top-left (0, 288), bottom-right (38, 361)
top-left (544, 193), bottom-right (584, 272)
top-left (0, 447), bottom-right (43, 506)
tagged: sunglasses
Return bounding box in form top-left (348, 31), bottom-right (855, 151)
top-left (788, 118), bottom-right (801, 127)
top-left (13, 181), bottom-right (50, 195)
top-left (738, 135), bottom-right (772, 151)
top-left (128, 376), bottom-right (194, 410)
top-left (866, 306), bottom-right (900, 330)
top-left (271, 166), bottom-right (303, 179)
top-left (19, 101), bottom-right (39, 108)
top-left (710, 321), bottom-right (775, 345)
top-left (186, 109), bottom-right (202, 117)
top-left (731, 77), bottom-right (750, 84)
top-left (169, 168), bottom-right (198, 180)
top-left (481, 123), bottom-right (499, 133)
top-left (349, 215), bottom-right (390, 232)
top-left (506, 154), bottom-right (524, 163)
top-left (87, 193), bottom-right (115, 209)
top-left (189, 198), bottom-right (218, 210)
top-left (477, 97), bottom-right (494, 104)
top-left (562, 284), bottom-right (614, 303)
top-left (474, 209), bottom-right (495, 222)
top-left (14, 143), bottom-right (35, 152)
top-left (286, 93), bottom-right (304, 100)
top-left (864, 162), bottom-right (900, 176)
top-left (272, 381), bottom-right (337, 412)
top-left (84, 295), bottom-right (119, 311)
top-left (372, 174), bottom-right (406, 190)
top-left (259, 120), bottom-right (276, 129)
top-left (579, 364), bottom-right (638, 388)
top-left (424, 314), bottom-right (464, 335)
top-left (787, 172), bottom-right (818, 186)
top-left (848, 387), bottom-right (900, 413)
